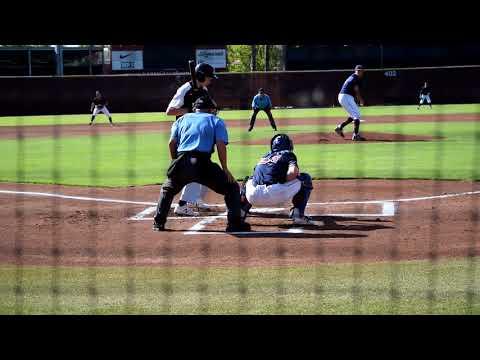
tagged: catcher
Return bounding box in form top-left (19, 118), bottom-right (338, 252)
top-left (240, 133), bottom-right (314, 225)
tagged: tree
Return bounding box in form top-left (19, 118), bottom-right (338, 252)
top-left (227, 45), bottom-right (283, 72)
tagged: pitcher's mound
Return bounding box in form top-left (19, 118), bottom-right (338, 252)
top-left (238, 132), bottom-right (440, 145)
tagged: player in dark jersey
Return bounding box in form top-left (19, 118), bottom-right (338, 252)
top-left (334, 65), bottom-right (366, 141)
top-left (239, 134), bottom-right (314, 225)
top-left (165, 62), bottom-right (218, 216)
top-left (417, 81), bottom-right (432, 109)
top-left (90, 90), bottom-right (113, 126)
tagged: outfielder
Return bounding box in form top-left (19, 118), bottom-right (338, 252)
top-left (334, 65), bottom-right (366, 141)
top-left (417, 81), bottom-right (432, 109)
top-left (90, 90), bottom-right (113, 126)
top-left (165, 62), bottom-right (218, 216)
top-left (153, 95), bottom-right (251, 233)
top-left (239, 134), bottom-right (314, 225)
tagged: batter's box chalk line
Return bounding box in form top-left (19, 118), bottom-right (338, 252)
top-left (128, 201), bottom-right (397, 222)
top-left (2, 188), bottom-right (480, 236)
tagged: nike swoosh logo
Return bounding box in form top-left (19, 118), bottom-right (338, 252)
top-left (120, 53), bottom-right (132, 59)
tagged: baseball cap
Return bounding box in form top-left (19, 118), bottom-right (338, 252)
top-left (355, 65), bottom-right (365, 71)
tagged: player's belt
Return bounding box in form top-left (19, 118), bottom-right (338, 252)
top-left (251, 179), bottom-right (273, 187)
top-left (177, 151), bottom-right (211, 159)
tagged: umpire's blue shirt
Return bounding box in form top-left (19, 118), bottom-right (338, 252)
top-left (170, 111), bottom-right (229, 153)
top-left (252, 94), bottom-right (272, 109)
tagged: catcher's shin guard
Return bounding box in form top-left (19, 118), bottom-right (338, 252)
top-left (292, 173), bottom-right (313, 217)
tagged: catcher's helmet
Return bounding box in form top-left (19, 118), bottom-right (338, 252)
top-left (195, 62), bottom-right (218, 81)
top-left (271, 133), bottom-right (293, 152)
top-left (193, 95), bottom-right (218, 112)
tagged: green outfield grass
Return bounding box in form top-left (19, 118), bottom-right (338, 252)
top-left (1, 103), bottom-right (479, 127)
top-left (0, 258), bottom-right (478, 314)
top-left (1, 118), bottom-right (479, 186)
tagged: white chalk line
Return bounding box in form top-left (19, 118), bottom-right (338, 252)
top-left (184, 212), bottom-right (227, 234)
top-left (2, 189), bottom-right (480, 207)
top-left (132, 213), bottom-right (392, 221)
top-left (0, 190), bottom-right (157, 206)
top-left (128, 201), bottom-right (395, 222)
top-left (2, 189), bottom-right (480, 236)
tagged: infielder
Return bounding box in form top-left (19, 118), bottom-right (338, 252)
top-left (417, 81), bottom-right (432, 109)
top-left (165, 62), bottom-right (218, 216)
top-left (334, 65), bottom-right (366, 141)
top-left (239, 134), bottom-right (313, 225)
top-left (248, 88), bottom-right (277, 132)
top-left (153, 95), bottom-right (251, 233)
top-left (90, 90), bottom-right (113, 126)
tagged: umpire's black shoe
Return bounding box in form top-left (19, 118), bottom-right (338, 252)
top-left (152, 222), bottom-right (165, 231)
top-left (226, 221), bottom-right (251, 233)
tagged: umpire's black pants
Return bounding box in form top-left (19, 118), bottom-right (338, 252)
top-left (154, 151), bottom-right (242, 227)
top-left (249, 107), bottom-right (277, 130)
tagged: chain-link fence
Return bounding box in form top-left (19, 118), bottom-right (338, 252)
top-left (1, 66), bottom-right (479, 314)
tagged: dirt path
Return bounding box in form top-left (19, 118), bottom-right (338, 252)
top-left (1, 180), bottom-right (479, 267)
top-left (1, 113), bottom-right (478, 140)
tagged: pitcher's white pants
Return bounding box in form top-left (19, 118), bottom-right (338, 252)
top-left (338, 93), bottom-right (360, 119)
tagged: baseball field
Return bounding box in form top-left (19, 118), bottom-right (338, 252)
top-left (1, 103), bottom-right (479, 314)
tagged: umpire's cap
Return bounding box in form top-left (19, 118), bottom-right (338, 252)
top-left (195, 62), bottom-right (218, 79)
top-left (271, 133), bottom-right (294, 152)
top-left (193, 95), bottom-right (218, 111)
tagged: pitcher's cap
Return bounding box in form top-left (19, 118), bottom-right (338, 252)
top-left (355, 65), bottom-right (365, 71)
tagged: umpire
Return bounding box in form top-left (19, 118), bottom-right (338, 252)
top-left (153, 95), bottom-right (251, 233)
top-left (248, 88), bottom-right (277, 132)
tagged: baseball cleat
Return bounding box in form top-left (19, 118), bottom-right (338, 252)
top-left (190, 201), bottom-right (212, 212)
top-left (173, 204), bottom-right (199, 217)
top-left (289, 208), bottom-right (314, 225)
top-left (152, 222), bottom-right (165, 231)
top-left (352, 134), bottom-right (367, 141)
top-left (292, 216), bottom-right (314, 225)
top-left (226, 221), bottom-right (251, 233)
top-left (334, 126), bottom-right (344, 138)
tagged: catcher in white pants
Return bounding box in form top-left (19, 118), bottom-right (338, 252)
top-left (165, 62), bottom-right (219, 216)
top-left (240, 134), bottom-right (314, 225)
top-left (90, 90), bottom-right (113, 126)
top-left (334, 65), bottom-right (366, 141)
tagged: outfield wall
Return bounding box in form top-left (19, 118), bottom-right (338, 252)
top-left (1, 66), bottom-right (479, 116)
